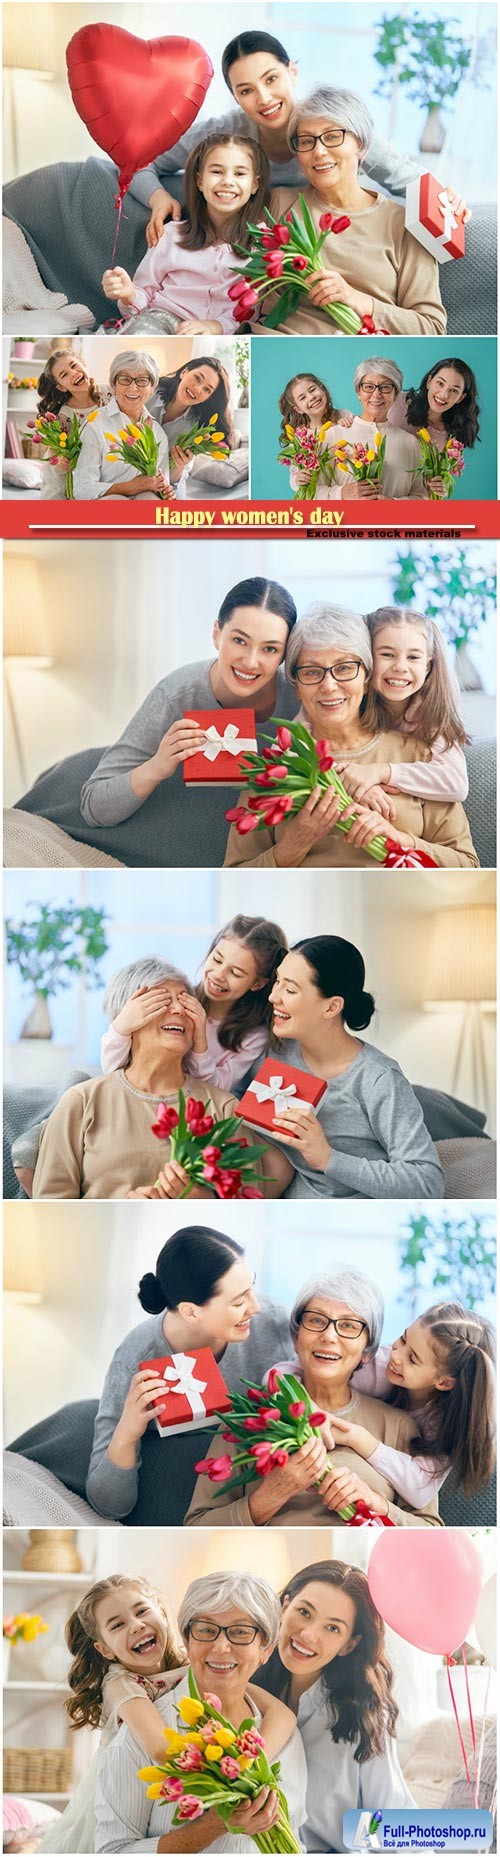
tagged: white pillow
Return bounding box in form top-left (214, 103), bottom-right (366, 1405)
top-left (3, 457), bottom-right (42, 489)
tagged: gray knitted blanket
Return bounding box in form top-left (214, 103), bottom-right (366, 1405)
top-left (3, 158), bottom-right (154, 326)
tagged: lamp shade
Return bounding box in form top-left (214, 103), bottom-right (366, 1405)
top-left (425, 907), bottom-right (496, 1003)
top-left (4, 1222), bottom-right (43, 1300)
top-left (3, 553), bottom-right (52, 661)
top-left (3, 6), bottom-right (56, 72)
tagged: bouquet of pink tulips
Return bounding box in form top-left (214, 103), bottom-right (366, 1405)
top-left (417, 428), bottom-right (465, 499)
top-left (226, 718), bottom-right (438, 866)
top-left (228, 195), bottom-right (380, 332)
top-left (25, 408), bottom-right (99, 497)
top-left (151, 1088), bottom-right (266, 1199)
top-left (138, 1664), bottom-right (302, 1852)
top-left (278, 420), bottom-right (336, 498)
top-left (332, 430), bottom-right (386, 486)
top-left (195, 1370), bottom-right (396, 1527)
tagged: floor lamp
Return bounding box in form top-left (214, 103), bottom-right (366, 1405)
top-left (3, 554), bottom-right (53, 789)
top-left (423, 906), bottom-right (496, 1124)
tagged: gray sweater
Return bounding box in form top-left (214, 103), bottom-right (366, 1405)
top-left (128, 110), bottom-right (425, 207)
top-left (272, 1039), bottom-right (444, 1200)
top-left (86, 1296), bottom-right (291, 1519)
top-left (80, 659), bottom-right (297, 829)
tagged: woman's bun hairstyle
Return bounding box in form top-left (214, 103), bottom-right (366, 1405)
top-left (138, 1271), bottom-right (167, 1315)
top-left (292, 936), bottom-right (375, 1031)
top-left (138, 1226), bottom-right (244, 1315)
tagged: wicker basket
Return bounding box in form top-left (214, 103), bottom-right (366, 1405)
top-left (23, 1529), bottom-right (82, 1573)
top-left (3, 1746), bottom-right (74, 1793)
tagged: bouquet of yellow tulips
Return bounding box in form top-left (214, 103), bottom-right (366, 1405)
top-left (25, 409), bottom-right (100, 498)
top-left (417, 427), bottom-right (465, 499)
top-left (3, 1611), bottom-right (48, 1643)
top-left (332, 430), bottom-right (386, 486)
top-left (138, 1666), bottom-right (301, 1852)
top-left (105, 420), bottom-right (160, 476)
top-left (278, 421), bottom-right (336, 499)
top-left (173, 411), bottom-right (230, 461)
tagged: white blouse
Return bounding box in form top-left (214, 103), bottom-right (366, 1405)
top-left (296, 1677), bottom-right (415, 1852)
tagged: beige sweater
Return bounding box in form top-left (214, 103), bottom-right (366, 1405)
top-left (224, 729), bottom-right (478, 870)
top-left (185, 1389), bottom-right (442, 1528)
top-left (259, 186), bottom-right (446, 336)
top-left (31, 1071), bottom-right (238, 1200)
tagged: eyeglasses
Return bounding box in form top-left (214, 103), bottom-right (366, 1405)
top-left (188, 1621), bottom-right (261, 1645)
top-left (115, 373), bottom-right (151, 389)
top-left (293, 129), bottom-right (346, 153)
top-left (300, 1311), bottom-right (368, 1338)
top-left (293, 659), bottom-right (362, 686)
top-left (360, 384), bottom-right (395, 398)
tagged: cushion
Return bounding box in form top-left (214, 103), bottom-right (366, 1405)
top-left (4, 807), bottom-right (124, 869)
top-left (3, 1796), bottom-right (61, 1837)
top-left (403, 1713), bottom-right (495, 1809)
top-left (2, 458), bottom-right (42, 489)
top-left (414, 1085), bottom-right (487, 1140)
top-left (437, 1135), bottom-right (497, 1198)
top-left (190, 445), bottom-right (249, 488)
top-left (463, 739), bottom-right (496, 872)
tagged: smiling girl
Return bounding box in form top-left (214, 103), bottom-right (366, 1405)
top-left (38, 1572), bottom-right (294, 1853)
top-left (101, 915), bottom-right (288, 1094)
top-left (35, 349), bottom-right (108, 497)
top-left (102, 133), bottom-right (270, 336)
top-left (336, 606), bottom-right (469, 813)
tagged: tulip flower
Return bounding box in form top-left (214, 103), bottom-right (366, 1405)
top-left (177, 1796), bottom-right (205, 1820)
top-left (178, 1697), bottom-right (205, 1725)
top-left (288, 1400), bottom-right (306, 1418)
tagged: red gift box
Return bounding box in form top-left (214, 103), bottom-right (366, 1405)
top-left (139, 1348), bottom-right (231, 1437)
top-left (183, 709), bottom-right (257, 786)
top-left (236, 1057), bottom-right (327, 1138)
top-left (405, 173), bottom-right (465, 263)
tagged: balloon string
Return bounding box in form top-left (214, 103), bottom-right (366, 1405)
top-left (446, 1655), bottom-right (474, 1802)
top-left (474, 1663), bottom-right (491, 1810)
top-left (111, 192), bottom-right (128, 267)
top-left (462, 1643), bottom-right (477, 1771)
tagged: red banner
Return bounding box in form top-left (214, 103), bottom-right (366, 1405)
top-left (1, 499), bottom-right (499, 540)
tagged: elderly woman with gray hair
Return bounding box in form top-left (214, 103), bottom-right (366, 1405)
top-left (225, 605), bottom-right (478, 870)
top-left (325, 357), bottom-right (426, 499)
top-left (95, 1570), bottom-right (308, 1853)
top-left (73, 349), bottom-right (177, 500)
top-left (186, 1266), bottom-right (442, 1529)
top-left (267, 86), bottom-right (446, 337)
top-left (30, 957), bottom-right (272, 1201)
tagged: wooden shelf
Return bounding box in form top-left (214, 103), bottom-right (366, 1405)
top-left (4, 1571), bottom-right (91, 1586)
top-left (4, 1681), bottom-right (69, 1694)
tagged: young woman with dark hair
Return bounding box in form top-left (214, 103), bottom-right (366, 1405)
top-left (253, 935), bottom-right (444, 1200)
top-left (258, 1561), bottom-right (413, 1851)
top-left (126, 30), bottom-right (469, 255)
top-left (86, 1224), bottom-right (290, 1520)
top-left (389, 358), bottom-right (480, 454)
top-left (80, 576), bottom-right (298, 836)
top-left (154, 355), bottom-right (235, 451)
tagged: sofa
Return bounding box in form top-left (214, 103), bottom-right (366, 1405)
top-left (5, 738), bottom-right (496, 872)
top-left (3, 159), bottom-right (497, 335)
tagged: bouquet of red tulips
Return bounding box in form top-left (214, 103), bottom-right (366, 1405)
top-left (417, 428), bottom-right (465, 499)
top-left (226, 719), bottom-right (438, 867)
top-left (151, 1088), bottom-right (266, 1198)
top-left (228, 195), bottom-right (379, 332)
top-left (195, 1370), bottom-right (395, 1528)
top-left (278, 420), bottom-right (336, 499)
top-left (138, 1665), bottom-right (302, 1852)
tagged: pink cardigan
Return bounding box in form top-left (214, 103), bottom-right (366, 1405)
top-left (123, 222), bottom-right (240, 332)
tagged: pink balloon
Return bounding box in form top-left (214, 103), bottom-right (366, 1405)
top-left (368, 1532), bottom-right (483, 1654)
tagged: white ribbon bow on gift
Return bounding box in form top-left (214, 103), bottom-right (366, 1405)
top-left (249, 1074), bottom-right (311, 1116)
top-left (162, 1352), bottom-right (207, 1419)
top-left (202, 723), bottom-right (257, 762)
top-left (437, 190), bottom-right (458, 245)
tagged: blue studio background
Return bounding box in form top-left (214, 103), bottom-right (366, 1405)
top-left (250, 337), bottom-right (497, 500)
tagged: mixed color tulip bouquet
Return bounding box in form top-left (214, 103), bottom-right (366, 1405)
top-left (229, 196), bottom-right (378, 332)
top-left (151, 1089), bottom-right (266, 1199)
top-left (278, 421), bottom-right (336, 498)
top-left (25, 409), bottom-right (98, 498)
top-left (3, 1611), bottom-right (48, 1643)
top-left (417, 428), bottom-right (465, 499)
top-left (173, 412), bottom-right (230, 461)
top-left (226, 719), bottom-right (438, 867)
top-left (332, 430), bottom-right (386, 486)
top-left (195, 1370), bottom-right (395, 1528)
top-left (104, 420), bottom-right (160, 476)
top-left (138, 1666), bottom-right (302, 1852)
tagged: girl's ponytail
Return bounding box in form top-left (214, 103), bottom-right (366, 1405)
top-left (413, 1304), bottom-right (496, 1494)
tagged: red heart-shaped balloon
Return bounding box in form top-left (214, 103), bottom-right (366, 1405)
top-left (66, 24), bottom-right (213, 196)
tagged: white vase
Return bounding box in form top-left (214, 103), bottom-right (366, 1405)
top-left (3, 1638), bottom-right (11, 1684)
top-left (419, 104), bottom-right (446, 153)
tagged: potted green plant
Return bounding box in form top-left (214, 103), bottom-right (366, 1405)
top-left (390, 545), bottom-right (496, 690)
top-left (398, 1210), bottom-right (496, 1321)
top-left (12, 338), bottom-right (36, 361)
top-left (5, 902), bottom-right (109, 1042)
top-left (374, 13), bottom-right (472, 152)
